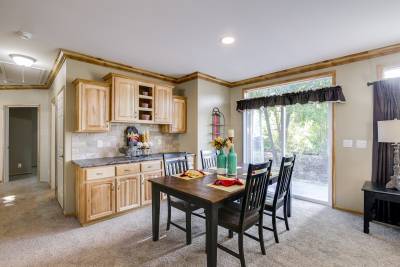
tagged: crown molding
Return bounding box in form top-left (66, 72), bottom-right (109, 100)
top-left (230, 42), bottom-right (400, 87)
top-left (175, 71), bottom-right (231, 87)
top-left (1, 42), bottom-right (400, 90)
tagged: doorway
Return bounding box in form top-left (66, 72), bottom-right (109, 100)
top-left (4, 106), bottom-right (39, 183)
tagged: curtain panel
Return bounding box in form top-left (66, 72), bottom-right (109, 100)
top-left (372, 78), bottom-right (400, 225)
top-left (236, 85), bottom-right (345, 112)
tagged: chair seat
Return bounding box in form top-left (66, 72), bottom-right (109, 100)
top-left (170, 197), bottom-right (200, 212)
top-left (218, 202), bottom-right (259, 232)
top-left (264, 192), bottom-right (284, 211)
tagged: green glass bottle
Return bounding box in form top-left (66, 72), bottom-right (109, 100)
top-left (227, 144), bottom-right (237, 176)
top-left (217, 149), bottom-right (227, 175)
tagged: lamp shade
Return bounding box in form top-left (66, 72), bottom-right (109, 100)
top-left (378, 120), bottom-right (400, 143)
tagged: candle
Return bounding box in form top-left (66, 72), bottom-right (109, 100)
top-left (227, 129), bottom-right (235, 138)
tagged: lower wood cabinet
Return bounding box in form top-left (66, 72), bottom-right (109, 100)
top-left (116, 175), bottom-right (141, 212)
top-left (141, 171), bottom-right (163, 206)
top-left (86, 178), bottom-right (115, 222)
top-left (76, 160), bottom-right (164, 225)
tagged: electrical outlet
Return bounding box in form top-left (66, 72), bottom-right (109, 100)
top-left (17, 163), bottom-right (22, 168)
top-left (97, 140), bottom-right (104, 148)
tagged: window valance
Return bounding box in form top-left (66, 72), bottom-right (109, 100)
top-left (236, 85), bottom-right (346, 112)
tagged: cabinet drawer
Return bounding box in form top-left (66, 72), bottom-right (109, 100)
top-left (86, 166), bottom-right (115, 180)
top-left (141, 160), bottom-right (162, 172)
top-left (116, 163), bottom-right (140, 176)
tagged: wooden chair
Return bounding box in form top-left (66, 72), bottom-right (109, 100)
top-left (263, 155), bottom-right (296, 243)
top-left (163, 153), bottom-right (204, 245)
top-left (200, 150), bottom-right (217, 170)
top-left (217, 161), bottom-right (272, 267)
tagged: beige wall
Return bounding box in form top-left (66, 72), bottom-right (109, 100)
top-left (230, 52), bottom-right (400, 213)
top-left (175, 79), bottom-right (231, 167)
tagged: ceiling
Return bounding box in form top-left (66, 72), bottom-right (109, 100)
top-left (1, 0), bottom-right (400, 83)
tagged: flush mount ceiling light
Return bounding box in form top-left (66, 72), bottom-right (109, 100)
top-left (9, 54), bottom-right (36, 67)
top-left (221, 36), bottom-right (235, 45)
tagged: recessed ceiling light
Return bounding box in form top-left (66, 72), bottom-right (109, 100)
top-left (221, 36), bottom-right (235, 45)
top-left (9, 54), bottom-right (36, 67)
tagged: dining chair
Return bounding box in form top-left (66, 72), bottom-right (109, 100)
top-left (263, 155), bottom-right (296, 243)
top-left (217, 160), bottom-right (272, 267)
top-left (200, 150), bottom-right (217, 170)
top-left (163, 153), bottom-right (204, 245)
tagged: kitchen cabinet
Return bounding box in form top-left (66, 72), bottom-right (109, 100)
top-left (74, 79), bottom-right (110, 132)
top-left (141, 170), bottom-right (163, 206)
top-left (154, 85), bottom-right (173, 124)
top-left (75, 160), bottom-right (164, 225)
top-left (86, 178), bottom-right (115, 221)
top-left (161, 96), bottom-right (186, 133)
top-left (105, 74), bottom-right (137, 122)
top-left (116, 175), bottom-right (141, 212)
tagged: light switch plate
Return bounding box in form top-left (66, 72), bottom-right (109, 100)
top-left (356, 140), bottom-right (367, 149)
top-left (343, 139), bottom-right (353, 148)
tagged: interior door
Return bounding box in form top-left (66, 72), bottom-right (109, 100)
top-left (56, 89), bottom-right (64, 208)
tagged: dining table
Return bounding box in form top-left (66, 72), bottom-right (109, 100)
top-left (149, 165), bottom-right (285, 267)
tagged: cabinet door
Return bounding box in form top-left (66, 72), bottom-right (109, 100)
top-left (112, 77), bottom-right (137, 122)
top-left (116, 175), bottom-right (141, 212)
top-left (141, 171), bottom-right (163, 205)
top-left (171, 97), bottom-right (186, 133)
top-left (154, 85), bottom-right (173, 124)
top-left (80, 82), bottom-right (110, 132)
top-left (86, 179), bottom-right (115, 221)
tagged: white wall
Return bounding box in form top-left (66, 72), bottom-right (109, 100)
top-left (0, 90), bottom-right (50, 183)
top-left (230, 52), bottom-right (400, 213)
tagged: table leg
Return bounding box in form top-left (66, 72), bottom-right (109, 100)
top-left (206, 205), bottom-right (218, 267)
top-left (363, 192), bottom-right (373, 234)
top-left (152, 185), bottom-right (161, 241)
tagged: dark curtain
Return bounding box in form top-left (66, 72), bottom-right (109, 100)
top-left (372, 78), bottom-right (400, 225)
top-left (236, 85), bottom-right (345, 111)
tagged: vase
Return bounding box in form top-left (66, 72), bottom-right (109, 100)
top-left (217, 149), bottom-right (227, 175)
top-left (227, 144), bottom-right (237, 176)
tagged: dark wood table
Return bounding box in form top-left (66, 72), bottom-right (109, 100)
top-left (362, 181), bottom-right (400, 234)
top-left (150, 171), bottom-right (280, 267)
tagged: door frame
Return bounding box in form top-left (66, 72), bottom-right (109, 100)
top-left (50, 98), bottom-right (56, 190)
top-left (3, 105), bottom-right (40, 183)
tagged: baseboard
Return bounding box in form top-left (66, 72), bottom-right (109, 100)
top-left (333, 205), bottom-right (363, 215)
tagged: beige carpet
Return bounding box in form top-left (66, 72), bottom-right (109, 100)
top-left (0, 177), bottom-right (399, 267)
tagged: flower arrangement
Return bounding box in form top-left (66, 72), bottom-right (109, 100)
top-left (127, 132), bottom-right (140, 144)
top-left (211, 136), bottom-right (229, 150)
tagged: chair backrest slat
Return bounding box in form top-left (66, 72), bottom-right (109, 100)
top-left (200, 150), bottom-right (217, 170)
top-left (240, 161), bottom-right (272, 226)
top-left (274, 155), bottom-right (296, 204)
top-left (163, 153), bottom-right (189, 176)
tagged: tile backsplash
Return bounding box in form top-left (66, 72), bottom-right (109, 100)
top-left (72, 124), bottom-right (179, 160)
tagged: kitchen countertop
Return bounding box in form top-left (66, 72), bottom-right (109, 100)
top-left (72, 152), bottom-right (194, 168)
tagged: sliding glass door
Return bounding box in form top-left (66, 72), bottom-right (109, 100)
top-left (244, 75), bottom-right (333, 205)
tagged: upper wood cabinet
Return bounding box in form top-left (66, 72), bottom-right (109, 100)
top-left (154, 85), bottom-right (173, 124)
top-left (105, 74), bottom-right (137, 122)
top-left (74, 79), bottom-right (110, 132)
top-left (161, 96), bottom-right (187, 133)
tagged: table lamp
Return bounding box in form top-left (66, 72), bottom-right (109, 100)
top-left (378, 119), bottom-right (400, 190)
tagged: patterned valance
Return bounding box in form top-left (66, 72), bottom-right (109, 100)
top-left (236, 85), bottom-right (346, 112)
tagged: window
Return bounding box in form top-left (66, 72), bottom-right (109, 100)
top-left (382, 66), bottom-right (400, 79)
top-left (243, 74), bottom-right (333, 204)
